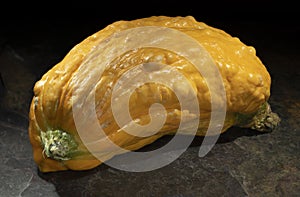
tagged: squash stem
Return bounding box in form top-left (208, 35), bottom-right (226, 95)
top-left (40, 129), bottom-right (78, 160)
top-left (237, 102), bottom-right (281, 132)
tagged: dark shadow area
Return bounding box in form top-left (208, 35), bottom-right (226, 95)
top-left (214, 127), bottom-right (266, 144)
top-left (37, 126), bottom-right (266, 188)
top-left (37, 163), bottom-right (109, 182)
top-left (134, 126), bottom-right (266, 152)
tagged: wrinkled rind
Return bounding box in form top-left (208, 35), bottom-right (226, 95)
top-left (29, 16), bottom-right (271, 172)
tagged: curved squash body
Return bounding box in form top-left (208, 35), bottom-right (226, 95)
top-left (28, 16), bottom-right (280, 172)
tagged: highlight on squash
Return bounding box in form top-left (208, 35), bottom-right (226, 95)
top-left (71, 26), bottom-right (227, 172)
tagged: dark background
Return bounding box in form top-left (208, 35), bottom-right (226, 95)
top-left (1, 0), bottom-right (299, 67)
top-left (1, 1), bottom-right (300, 196)
top-left (1, 1), bottom-right (299, 73)
top-left (1, 0), bottom-right (299, 41)
top-left (1, 0), bottom-right (299, 113)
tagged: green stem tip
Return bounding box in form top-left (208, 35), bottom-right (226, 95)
top-left (237, 102), bottom-right (281, 132)
top-left (40, 129), bottom-right (78, 160)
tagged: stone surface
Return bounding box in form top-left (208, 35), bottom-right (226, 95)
top-left (0, 16), bottom-right (299, 197)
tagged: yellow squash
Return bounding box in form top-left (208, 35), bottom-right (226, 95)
top-left (28, 16), bottom-right (280, 172)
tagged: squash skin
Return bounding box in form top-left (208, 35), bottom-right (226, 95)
top-left (28, 16), bottom-right (279, 172)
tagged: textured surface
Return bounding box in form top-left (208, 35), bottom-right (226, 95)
top-left (1, 15), bottom-right (300, 196)
top-left (28, 16), bottom-right (273, 172)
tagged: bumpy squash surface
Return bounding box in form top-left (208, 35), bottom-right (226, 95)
top-left (28, 16), bottom-right (280, 172)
